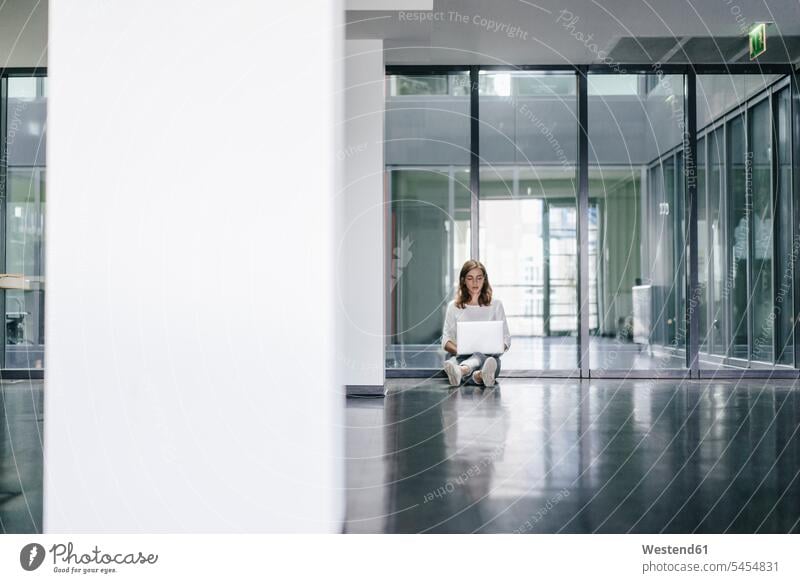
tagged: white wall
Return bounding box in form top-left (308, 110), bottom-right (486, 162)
top-left (45, 0), bottom-right (343, 532)
top-left (341, 40), bottom-right (385, 390)
top-left (0, 0), bottom-right (47, 67)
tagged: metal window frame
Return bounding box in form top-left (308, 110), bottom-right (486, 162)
top-left (383, 63), bottom-right (800, 380)
top-left (792, 72), bottom-right (800, 369)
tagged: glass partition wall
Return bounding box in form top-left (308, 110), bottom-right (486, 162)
top-left (385, 66), bottom-right (798, 377)
top-left (696, 75), bottom-right (795, 371)
top-left (1, 72), bottom-right (47, 372)
top-left (588, 73), bottom-right (687, 372)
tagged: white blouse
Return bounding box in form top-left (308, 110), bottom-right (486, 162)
top-left (441, 299), bottom-right (511, 352)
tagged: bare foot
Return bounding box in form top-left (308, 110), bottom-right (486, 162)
top-left (460, 365), bottom-right (469, 375)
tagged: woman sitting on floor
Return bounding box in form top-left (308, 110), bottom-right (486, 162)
top-left (441, 259), bottom-right (510, 387)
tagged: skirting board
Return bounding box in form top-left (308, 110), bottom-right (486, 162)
top-left (346, 384), bottom-right (385, 397)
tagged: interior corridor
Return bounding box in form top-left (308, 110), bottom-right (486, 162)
top-left (345, 379), bottom-right (800, 533)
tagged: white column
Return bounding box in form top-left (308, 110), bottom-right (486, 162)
top-left (45, 0), bottom-right (344, 532)
top-left (341, 40), bottom-right (385, 392)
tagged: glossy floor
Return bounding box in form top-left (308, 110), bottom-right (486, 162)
top-left (0, 380), bottom-right (43, 534)
top-left (345, 378), bottom-right (800, 533)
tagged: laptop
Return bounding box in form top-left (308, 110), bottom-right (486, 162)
top-left (456, 321), bottom-right (504, 355)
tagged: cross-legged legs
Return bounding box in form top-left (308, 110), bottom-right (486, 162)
top-left (443, 352), bottom-right (502, 387)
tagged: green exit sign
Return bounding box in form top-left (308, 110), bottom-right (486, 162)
top-left (750, 23), bottom-right (766, 60)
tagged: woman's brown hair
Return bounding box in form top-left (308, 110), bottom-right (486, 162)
top-left (455, 259), bottom-right (493, 308)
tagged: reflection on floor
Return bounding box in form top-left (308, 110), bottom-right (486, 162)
top-left (345, 378), bottom-right (800, 533)
top-left (0, 380), bottom-right (43, 533)
top-left (387, 336), bottom-right (687, 370)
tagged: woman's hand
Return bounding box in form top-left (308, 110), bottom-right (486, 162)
top-left (444, 340), bottom-right (458, 355)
